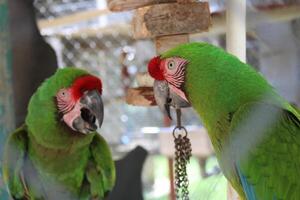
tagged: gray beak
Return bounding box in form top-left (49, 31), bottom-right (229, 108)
top-left (153, 80), bottom-right (172, 120)
top-left (73, 90), bottom-right (104, 133)
top-left (153, 80), bottom-right (190, 120)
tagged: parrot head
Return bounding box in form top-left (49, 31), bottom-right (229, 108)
top-left (148, 56), bottom-right (190, 119)
top-left (26, 68), bottom-right (104, 139)
top-left (56, 75), bottom-right (104, 134)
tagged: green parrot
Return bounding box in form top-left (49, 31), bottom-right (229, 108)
top-left (148, 42), bottom-right (300, 200)
top-left (2, 68), bottom-right (115, 200)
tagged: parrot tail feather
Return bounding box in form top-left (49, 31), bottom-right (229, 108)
top-left (236, 165), bottom-right (257, 200)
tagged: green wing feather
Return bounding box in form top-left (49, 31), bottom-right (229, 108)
top-left (2, 125), bottom-right (29, 199)
top-left (86, 133), bottom-right (115, 199)
top-left (228, 102), bottom-right (300, 200)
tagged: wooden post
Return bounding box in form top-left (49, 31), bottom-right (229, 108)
top-left (132, 2), bottom-right (210, 39)
top-left (226, 0), bottom-right (246, 62)
top-left (226, 0), bottom-right (246, 199)
top-left (0, 0), bottom-right (15, 198)
top-left (107, 0), bottom-right (176, 11)
top-left (168, 158), bottom-right (176, 200)
top-left (155, 35), bottom-right (189, 54)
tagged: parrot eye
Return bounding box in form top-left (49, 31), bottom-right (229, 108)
top-left (167, 60), bottom-right (176, 70)
top-left (57, 89), bottom-right (70, 101)
top-left (56, 88), bottom-right (74, 114)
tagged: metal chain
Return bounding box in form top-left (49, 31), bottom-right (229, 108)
top-left (173, 109), bottom-right (192, 200)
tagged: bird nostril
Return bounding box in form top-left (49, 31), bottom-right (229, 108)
top-left (80, 108), bottom-right (95, 124)
top-left (80, 108), bottom-right (89, 122)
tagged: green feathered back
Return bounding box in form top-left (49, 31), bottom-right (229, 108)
top-left (162, 42), bottom-right (291, 130)
top-left (161, 42), bottom-right (300, 200)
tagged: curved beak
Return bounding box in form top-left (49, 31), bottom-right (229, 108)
top-left (153, 80), bottom-right (190, 120)
top-left (153, 80), bottom-right (172, 120)
top-left (72, 90), bottom-right (104, 134)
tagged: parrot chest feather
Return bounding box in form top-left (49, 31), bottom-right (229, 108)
top-left (27, 131), bottom-right (93, 193)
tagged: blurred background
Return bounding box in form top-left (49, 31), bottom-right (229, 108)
top-left (0, 0), bottom-right (300, 199)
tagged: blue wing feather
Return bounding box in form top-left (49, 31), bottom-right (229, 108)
top-left (236, 164), bottom-right (257, 200)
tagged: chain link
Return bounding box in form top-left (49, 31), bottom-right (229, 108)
top-left (173, 112), bottom-right (192, 200)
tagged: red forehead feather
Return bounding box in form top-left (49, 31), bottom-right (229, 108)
top-left (148, 56), bottom-right (164, 80)
top-left (71, 75), bottom-right (102, 100)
